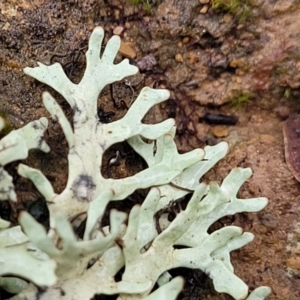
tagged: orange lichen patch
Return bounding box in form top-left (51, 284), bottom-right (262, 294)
top-left (283, 115), bottom-right (300, 182)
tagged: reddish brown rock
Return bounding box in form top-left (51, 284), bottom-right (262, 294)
top-left (283, 115), bottom-right (300, 182)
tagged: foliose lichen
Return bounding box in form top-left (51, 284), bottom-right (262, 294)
top-left (0, 27), bottom-right (271, 300)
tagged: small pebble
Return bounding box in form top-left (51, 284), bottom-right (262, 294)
top-left (177, 42), bottom-right (183, 48)
top-left (113, 26), bottom-right (124, 35)
top-left (223, 14), bottom-right (233, 23)
top-left (249, 0), bottom-right (263, 6)
top-left (212, 81), bottom-right (220, 87)
top-left (230, 59), bottom-right (239, 68)
top-left (114, 9), bottom-right (120, 20)
top-left (260, 212), bottom-right (278, 229)
top-left (182, 37), bottom-right (189, 44)
top-left (119, 41), bottom-right (136, 58)
top-left (6, 59), bottom-right (21, 69)
top-left (240, 32), bottom-right (255, 40)
top-left (175, 53), bottom-right (183, 63)
top-left (2, 22), bottom-right (10, 30)
top-left (230, 58), bottom-right (246, 68)
top-left (143, 16), bottom-right (150, 23)
top-left (200, 5), bottom-right (209, 14)
top-left (211, 126), bottom-right (228, 138)
top-left (188, 53), bottom-right (198, 64)
top-left (236, 69), bottom-right (246, 76)
top-left (276, 106), bottom-right (290, 120)
top-left (125, 22), bottom-right (131, 29)
top-left (235, 76), bottom-right (242, 84)
top-left (250, 115), bottom-right (263, 123)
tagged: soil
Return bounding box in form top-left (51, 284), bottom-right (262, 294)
top-left (1, 0), bottom-right (300, 299)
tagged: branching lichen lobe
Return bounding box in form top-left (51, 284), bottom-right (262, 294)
top-left (0, 26), bottom-right (271, 300)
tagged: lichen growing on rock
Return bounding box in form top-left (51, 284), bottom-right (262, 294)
top-left (0, 26), bottom-right (271, 300)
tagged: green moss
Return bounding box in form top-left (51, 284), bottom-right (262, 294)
top-left (129, 0), bottom-right (153, 12)
top-left (239, 7), bottom-right (251, 22)
top-left (274, 66), bottom-right (289, 75)
top-left (143, 2), bottom-right (152, 12)
top-left (229, 91), bottom-right (251, 109)
top-left (284, 88), bottom-right (292, 99)
top-left (212, 0), bottom-right (252, 21)
top-left (130, 0), bottom-right (141, 4)
top-left (212, 0), bottom-right (241, 14)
